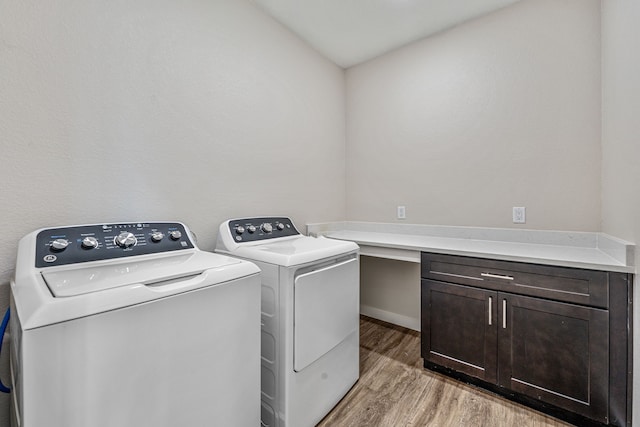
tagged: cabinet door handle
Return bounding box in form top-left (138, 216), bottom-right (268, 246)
top-left (481, 272), bottom-right (514, 281)
top-left (502, 299), bottom-right (507, 329)
top-left (488, 297), bottom-right (492, 325)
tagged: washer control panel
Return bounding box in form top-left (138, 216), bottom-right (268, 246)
top-left (35, 222), bottom-right (194, 268)
top-left (227, 217), bottom-right (299, 243)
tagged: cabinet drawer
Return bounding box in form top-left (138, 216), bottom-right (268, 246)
top-left (421, 253), bottom-right (608, 308)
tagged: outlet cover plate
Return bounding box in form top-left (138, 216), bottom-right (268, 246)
top-left (397, 206), bottom-right (406, 220)
top-left (513, 207), bottom-right (526, 223)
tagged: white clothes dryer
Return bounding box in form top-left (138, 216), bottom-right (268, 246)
top-left (10, 221), bottom-right (261, 427)
top-left (216, 217), bottom-right (360, 427)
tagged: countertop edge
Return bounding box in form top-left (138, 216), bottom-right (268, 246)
top-left (306, 223), bottom-right (636, 274)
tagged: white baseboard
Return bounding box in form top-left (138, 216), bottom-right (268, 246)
top-left (360, 304), bottom-right (420, 332)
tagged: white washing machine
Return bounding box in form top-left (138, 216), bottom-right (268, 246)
top-left (216, 217), bottom-right (360, 427)
top-left (10, 221), bottom-right (261, 427)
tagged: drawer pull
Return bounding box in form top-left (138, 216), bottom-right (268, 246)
top-left (481, 272), bottom-right (514, 281)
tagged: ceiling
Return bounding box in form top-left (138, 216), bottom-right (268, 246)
top-left (251, 0), bottom-right (521, 68)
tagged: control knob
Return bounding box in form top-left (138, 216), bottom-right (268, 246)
top-left (150, 231), bottom-right (164, 242)
top-left (247, 225), bottom-right (256, 234)
top-left (261, 223), bottom-right (273, 233)
top-left (50, 238), bottom-right (70, 252)
top-left (235, 226), bottom-right (245, 235)
top-left (81, 236), bottom-right (99, 249)
top-left (169, 230), bottom-right (182, 241)
top-left (115, 232), bottom-right (137, 248)
top-left (276, 223), bottom-right (285, 231)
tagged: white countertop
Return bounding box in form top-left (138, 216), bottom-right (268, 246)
top-left (306, 222), bottom-right (635, 273)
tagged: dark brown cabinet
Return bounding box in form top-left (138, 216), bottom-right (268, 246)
top-left (422, 281), bottom-right (498, 382)
top-left (421, 253), bottom-right (632, 427)
top-left (500, 292), bottom-right (609, 422)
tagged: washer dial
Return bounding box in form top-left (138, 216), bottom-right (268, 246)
top-left (81, 236), bottom-right (99, 249)
top-left (50, 238), bottom-right (70, 252)
top-left (115, 232), bottom-right (137, 248)
top-left (151, 231), bottom-right (164, 242)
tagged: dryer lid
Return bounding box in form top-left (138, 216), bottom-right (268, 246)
top-left (220, 236), bottom-right (358, 267)
top-left (41, 251), bottom-right (241, 297)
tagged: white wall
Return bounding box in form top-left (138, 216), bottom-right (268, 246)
top-left (347, 0), bottom-right (602, 330)
top-left (0, 0), bottom-right (346, 422)
top-left (601, 2), bottom-right (640, 424)
top-left (346, 0), bottom-right (601, 231)
top-left (360, 257), bottom-right (421, 330)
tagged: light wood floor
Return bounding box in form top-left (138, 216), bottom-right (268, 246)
top-left (318, 316), bottom-right (573, 427)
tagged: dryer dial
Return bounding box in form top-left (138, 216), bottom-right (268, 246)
top-left (169, 230), bottom-right (182, 240)
top-left (261, 223), bottom-right (273, 233)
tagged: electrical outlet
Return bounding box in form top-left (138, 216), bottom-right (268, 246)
top-left (397, 206), bottom-right (406, 220)
top-left (513, 207), bottom-right (526, 224)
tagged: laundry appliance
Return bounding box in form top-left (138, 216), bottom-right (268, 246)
top-left (216, 216), bottom-right (360, 427)
top-left (10, 221), bottom-right (261, 427)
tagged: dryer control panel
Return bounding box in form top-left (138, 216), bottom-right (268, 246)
top-left (227, 217), bottom-right (299, 243)
top-left (35, 222), bottom-right (195, 268)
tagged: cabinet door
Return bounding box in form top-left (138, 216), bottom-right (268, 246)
top-left (421, 280), bottom-right (497, 383)
top-left (497, 293), bottom-right (609, 423)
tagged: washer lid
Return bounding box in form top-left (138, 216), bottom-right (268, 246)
top-left (42, 251), bottom-right (241, 297)
top-left (222, 235), bottom-right (358, 267)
